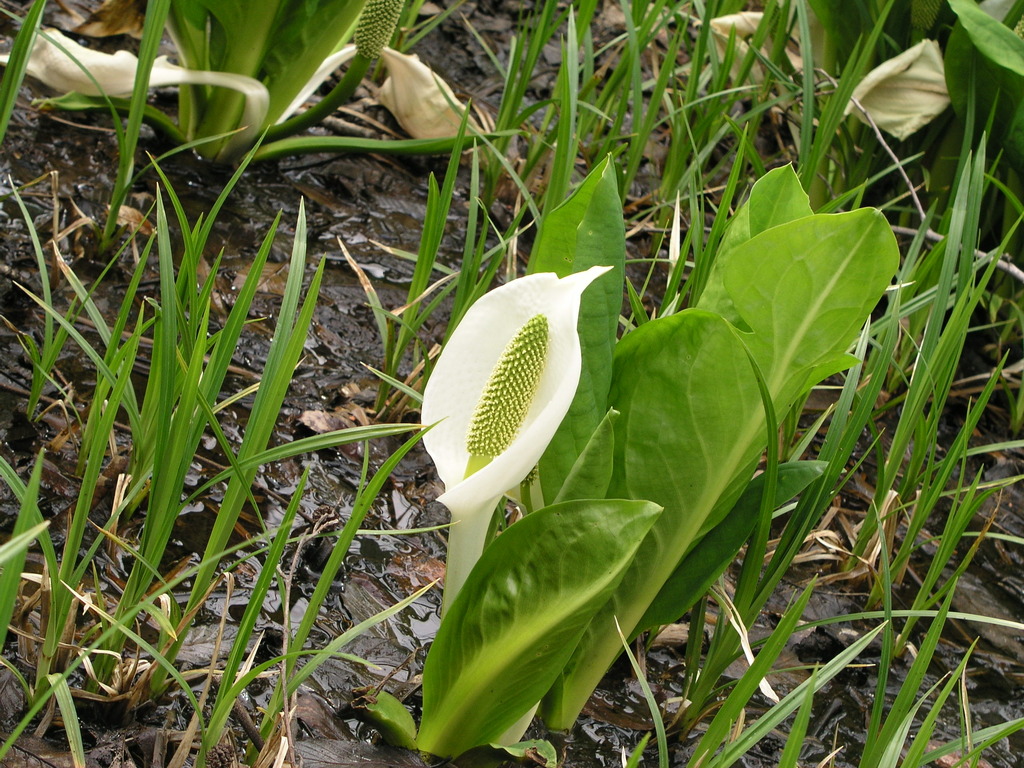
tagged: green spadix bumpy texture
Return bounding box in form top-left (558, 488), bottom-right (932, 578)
top-left (355, 0), bottom-right (405, 59)
top-left (911, 0), bottom-right (941, 29)
top-left (466, 314), bottom-right (549, 459)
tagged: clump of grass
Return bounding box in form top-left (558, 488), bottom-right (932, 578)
top-left (0, 161), bottom-right (419, 759)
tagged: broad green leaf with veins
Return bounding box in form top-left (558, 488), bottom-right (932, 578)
top-left (417, 498), bottom-right (661, 758)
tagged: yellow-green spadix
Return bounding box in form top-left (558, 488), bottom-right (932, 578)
top-left (421, 266), bottom-right (611, 612)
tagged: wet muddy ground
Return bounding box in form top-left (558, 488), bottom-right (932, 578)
top-left (2, 2), bottom-right (1024, 767)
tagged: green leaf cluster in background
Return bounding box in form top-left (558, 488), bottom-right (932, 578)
top-left (946, 0), bottom-right (1024, 173)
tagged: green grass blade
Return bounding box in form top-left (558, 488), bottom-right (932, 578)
top-left (615, 619), bottom-right (667, 768)
top-left (46, 675), bottom-right (84, 768)
top-left (0, 0), bottom-right (46, 144)
top-left (0, 452), bottom-right (46, 652)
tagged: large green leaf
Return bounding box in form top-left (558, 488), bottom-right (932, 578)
top-left (417, 498), bottom-right (662, 758)
top-left (530, 158), bottom-right (626, 504)
top-left (168, 0), bottom-right (367, 152)
top-left (259, 0), bottom-right (366, 122)
top-left (946, 0), bottom-right (1024, 172)
top-left (714, 165), bottom-right (813, 259)
top-left (949, 0), bottom-right (1024, 78)
top-left (541, 310), bottom-right (764, 727)
top-left (552, 409), bottom-right (618, 504)
top-left (637, 461), bottom-right (826, 630)
top-left (698, 208), bottom-right (899, 413)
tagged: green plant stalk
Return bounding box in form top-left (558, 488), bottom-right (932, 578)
top-left (264, 50), bottom-right (372, 142)
top-left (543, 16), bottom-right (579, 213)
top-left (901, 642), bottom-right (978, 766)
top-left (200, 468), bottom-right (307, 755)
top-left (690, 582), bottom-right (815, 764)
top-left (862, 589), bottom-right (959, 768)
top-left (34, 94), bottom-right (189, 144)
top-left (777, 667), bottom-right (818, 768)
top-left (619, 3), bottom-right (680, 200)
top-left (168, 0), bottom-right (369, 159)
top-left (154, 206), bottom-right (327, 692)
top-left (854, 155), bottom-right (994, 571)
top-left (800, 1), bottom-right (894, 207)
top-left (893, 465), bottom-right (996, 652)
top-left (703, 623), bottom-right (888, 767)
top-left (0, 453), bottom-right (46, 652)
top-left (252, 132), bottom-right (479, 161)
top-left (0, 536), bottom-right (278, 765)
top-left (35, 321), bottom-right (144, 696)
top-left (481, 0), bottom-right (563, 205)
top-left (616, 621), bottom-right (668, 768)
top-left (374, 141), bottom-right (464, 411)
top-left (8, 182), bottom-right (74, 419)
top-left (111, 191), bottom-right (191, 622)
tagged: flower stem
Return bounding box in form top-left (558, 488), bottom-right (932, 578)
top-left (441, 498), bottom-right (500, 615)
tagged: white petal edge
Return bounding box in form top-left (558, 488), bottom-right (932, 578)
top-left (275, 45), bottom-right (357, 125)
top-left (422, 265), bottom-right (611, 608)
top-left (378, 46), bottom-right (478, 139)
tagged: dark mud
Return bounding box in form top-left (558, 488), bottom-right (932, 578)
top-left (2, 2), bottom-right (1024, 767)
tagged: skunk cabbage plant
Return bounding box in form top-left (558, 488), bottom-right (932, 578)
top-left (164, 0), bottom-right (370, 158)
top-left (378, 47), bottom-right (480, 140)
top-left (0, 0), bottom-right (478, 161)
top-left (1, 28), bottom-right (272, 155)
top-left (400, 164), bottom-right (899, 761)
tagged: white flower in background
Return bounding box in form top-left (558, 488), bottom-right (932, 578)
top-left (377, 47), bottom-right (480, 139)
top-left (979, 0), bottom-right (1014, 20)
top-left (0, 28), bottom-right (269, 148)
top-left (708, 6), bottom-right (823, 84)
top-left (710, 11), bottom-right (801, 83)
top-left (845, 39), bottom-right (949, 140)
top-left (421, 266), bottom-right (611, 612)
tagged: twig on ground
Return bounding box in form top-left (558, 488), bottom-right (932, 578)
top-left (891, 225), bottom-right (1024, 284)
top-left (847, 93), bottom-right (928, 224)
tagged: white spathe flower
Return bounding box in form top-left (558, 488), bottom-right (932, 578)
top-left (421, 266), bottom-right (611, 612)
top-left (0, 28), bottom-right (270, 150)
top-left (378, 47), bottom-right (480, 139)
top-left (709, 12), bottom-right (802, 83)
top-left (708, 5), bottom-right (824, 84)
top-left (979, 0), bottom-right (1014, 20)
top-left (845, 39), bottom-right (950, 141)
